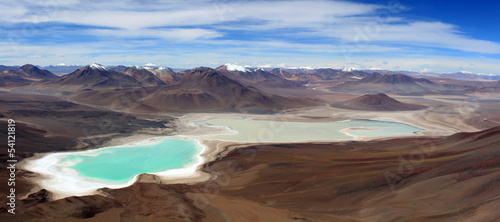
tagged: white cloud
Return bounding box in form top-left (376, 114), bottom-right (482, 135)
top-left (11, 1), bottom-right (379, 30)
top-left (0, 0), bottom-right (499, 72)
top-left (91, 28), bottom-right (222, 41)
top-left (4, 0), bottom-right (492, 54)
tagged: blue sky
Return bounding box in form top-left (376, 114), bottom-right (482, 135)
top-left (0, 0), bottom-right (499, 74)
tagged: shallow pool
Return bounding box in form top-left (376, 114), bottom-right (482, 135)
top-left (200, 118), bottom-right (422, 142)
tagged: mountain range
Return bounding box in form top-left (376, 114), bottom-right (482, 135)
top-left (70, 67), bottom-right (320, 113)
top-left (331, 73), bottom-right (448, 95)
top-left (3, 63), bottom-right (500, 111)
top-left (215, 64), bottom-right (303, 89)
top-left (37, 64), bottom-right (142, 91)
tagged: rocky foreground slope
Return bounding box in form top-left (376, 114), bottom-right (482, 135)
top-left (3, 126), bottom-right (500, 221)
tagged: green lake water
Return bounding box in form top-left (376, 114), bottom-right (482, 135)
top-left (60, 138), bottom-right (202, 183)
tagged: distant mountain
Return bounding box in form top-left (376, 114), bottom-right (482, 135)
top-left (268, 68), bottom-right (369, 83)
top-left (42, 65), bottom-right (83, 75)
top-left (150, 67), bottom-right (183, 84)
top-left (121, 66), bottom-right (166, 87)
top-left (38, 64), bottom-right (142, 91)
top-left (473, 80), bottom-right (500, 93)
top-left (0, 65), bottom-right (20, 71)
top-left (216, 64), bottom-right (303, 89)
top-left (140, 67), bottom-right (320, 113)
top-left (109, 65), bottom-right (129, 72)
top-left (331, 73), bottom-right (447, 95)
top-left (2, 64), bottom-right (57, 79)
top-left (331, 93), bottom-right (427, 111)
top-left (409, 71), bottom-right (500, 81)
top-left (19, 64), bottom-right (58, 79)
top-left (0, 64), bottom-right (57, 87)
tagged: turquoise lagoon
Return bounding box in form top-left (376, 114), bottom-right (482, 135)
top-left (60, 138), bottom-right (203, 183)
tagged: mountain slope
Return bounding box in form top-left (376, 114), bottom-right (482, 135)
top-left (268, 68), bottom-right (370, 83)
top-left (0, 76), bottom-right (34, 87)
top-left (216, 64), bottom-right (303, 89)
top-left (39, 64), bottom-right (142, 91)
top-left (1, 64), bottom-right (57, 79)
top-left (150, 67), bottom-right (184, 84)
top-left (121, 66), bottom-right (166, 86)
top-left (140, 67), bottom-right (320, 112)
top-left (17, 64), bottom-right (58, 79)
top-left (197, 125), bottom-right (500, 221)
top-left (0, 65), bottom-right (20, 71)
top-left (331, 93), bottom-right (427, 111)
top-left (0, 64), bottom-right (57, 87)
top-left (331, 73), bottom-right (447, 95)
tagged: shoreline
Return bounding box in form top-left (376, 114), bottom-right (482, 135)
top-left (20, 136), bottom-right (210, 200)
top-left (19, 106), bottom-right (473, 200)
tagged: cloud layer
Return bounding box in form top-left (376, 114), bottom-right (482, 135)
top-left (0, 0), bottom-right (499, 73)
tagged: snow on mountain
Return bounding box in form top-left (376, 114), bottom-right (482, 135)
top-left (89, 63), bottom-right (109, 71)
top-left (477, 73), bottom-right (495, 76)
top-left (287, 66), bottom-right (315, 70)
top-left (225, 63), bottom-right (249, 72)
top-left (342, 67), bottom-right (359, 72)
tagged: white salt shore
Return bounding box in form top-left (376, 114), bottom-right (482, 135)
top-left (21, 136), bottom-right (208, 200)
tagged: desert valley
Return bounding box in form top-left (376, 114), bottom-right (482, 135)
top-left (1, 62), bottom-right (500, 221)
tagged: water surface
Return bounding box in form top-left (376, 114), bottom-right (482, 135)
top-left (200, 118), bottom-right (422, 142)
top-left (60, 138), bottom-right (202, 182)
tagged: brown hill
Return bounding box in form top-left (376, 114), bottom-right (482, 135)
top-left (140, 67), bottom-right (320, 113)
top-left (331, 93), bottom-right (427, 111)
top-left (38, 64), bottom-right (142, 91)
top-left (193, 125), bottom-right (500, 221)
top-left (0, 64), bottom-right (57, 87)
top-left (2, 64), bottom-right (58, 79)
top-left (332, 73), bottom-right (447, 95)
top-left (121, 66), bottom-right (166, 87)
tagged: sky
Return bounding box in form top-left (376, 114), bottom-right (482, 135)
top-left (0, 0), bottom-right (499, 74)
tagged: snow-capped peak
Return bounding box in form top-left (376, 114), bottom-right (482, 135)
top-left (225, 63), bottom-right (248, 72)
top-left (342, 67), bottom-right (359, 72)
top-left (158, 66), bottom-right (167, 70)
top-left (477, 73), bottom-right (495, 76)
top-left (288, 66), bottom-right (315, 70)
top-left (89, 63), bottom-right (108, 71)
top-left (460, 71), bottom-right (472, 74)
